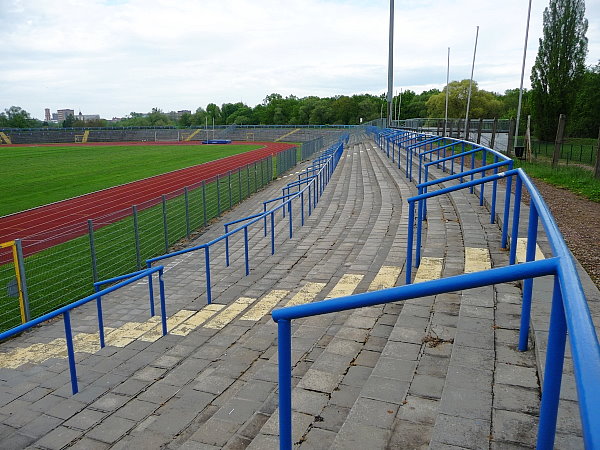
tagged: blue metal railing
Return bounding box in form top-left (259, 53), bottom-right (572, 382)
top-left (146, 136), bottom-right (348, 305)
top-left (272, 128), bottom-right (600, 449)
top-left (0, 266), bottom-right (166, 394)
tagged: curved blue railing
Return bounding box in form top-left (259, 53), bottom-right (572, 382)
top-left (146, 136), bottom-right (348, 304)
top-left (272, 128), bottom-right (600, 449)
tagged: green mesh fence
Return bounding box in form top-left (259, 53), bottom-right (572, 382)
top-left (0, 154), bottom-right (293, 333)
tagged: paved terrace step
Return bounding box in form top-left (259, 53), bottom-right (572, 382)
top-left (0, 134), bottom-right (591, 449)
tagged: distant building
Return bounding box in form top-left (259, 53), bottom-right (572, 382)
top-left (57, 109), bottom-right (75, 122)
top-left (167, 110), bottom-right (192, 120)
top-left (44, 108), bottom-right (51, 122)
top-left (76, 111), bottom-right (101, 122)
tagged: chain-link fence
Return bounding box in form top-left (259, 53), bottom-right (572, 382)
top-left (0, 146), bottom-right (304, 333)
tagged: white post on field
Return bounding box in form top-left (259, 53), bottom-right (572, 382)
top-left (464, 25), bottom-right (479, 140)
top-left (514, 0), bottom-right (533, 155)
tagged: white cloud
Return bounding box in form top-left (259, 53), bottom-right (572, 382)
top-left (1, 0), bottom-right (598, 119)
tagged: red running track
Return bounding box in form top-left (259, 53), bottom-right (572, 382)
top-left (0, 142), bottom-right (294, 259)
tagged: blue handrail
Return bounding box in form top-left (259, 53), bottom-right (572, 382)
top-left (0, 266), bottom-right (166, 394)
top-left (146, 136), bottom-right (348, 304)
top-left (272, 127), bottom-right (600, 449)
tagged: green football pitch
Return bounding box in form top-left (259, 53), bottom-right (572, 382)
top-left (0, 143), bottom-right (261, 217)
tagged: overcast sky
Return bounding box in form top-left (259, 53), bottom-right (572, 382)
top-left (2, 0), bottom-right (598, 120)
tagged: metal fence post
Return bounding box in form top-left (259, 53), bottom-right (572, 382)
top-left (14, 239), bottom-right (30, 322)
top-left (247, 164), bottom-right (251, 196)
top-left (88, 219), bottom-right (98, 283)
top-left (133, 205), bottom-right (142, 269)
top-left (202, 180), bottom-right (207, 227)
top-left (217, 174), bottom-right (221, 215)
top-left (184, 187), bottom-right (191, 240)
top-left (238, 168), bottom-right (242, 203)
top-left (162, 195), bottom-right (169, 252)
top-left (228, 171), bottom-right (232, 209)
top-left (254, 162), bottom-right (258, 192)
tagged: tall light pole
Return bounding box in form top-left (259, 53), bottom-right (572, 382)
top-left (514, 0), bottom-right (533, 156)
top-left (387, 0), bottom-right (394, 127)
top-left (444, 47), bottom-right (450, 137)
top-left (464, 25), bottom-right (479, 140)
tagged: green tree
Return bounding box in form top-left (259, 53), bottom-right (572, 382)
top-left (3, 106), bottom-right (38, 128)
top-left (426, 81), bottom-right (502, 119)
top-left (177, 112), bottom-right (193, 128)
top-left (569, 62), bottom-right (600, 137)
top-left (530, 0), bottom-right (588, 140)
top-left (206, 103), bottom-right (222, 125)
top-left (62, 114), bottom-right (75, 128)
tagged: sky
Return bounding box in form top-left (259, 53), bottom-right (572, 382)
top-left (1, 0), bottom-right (598, 120)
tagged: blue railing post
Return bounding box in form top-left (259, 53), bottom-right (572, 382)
top-left (277, 319), bottom-right (293, 450)
top-left (244, 227), bottom-right (250, 276)
top-left (205, 246), bottom-right (212, 304)
top-left (288, 200), bottom-right (293, 239)
top-left (536, 276), bottom-right (566, 449)
top-left (518, 205), bottom-right (539, 351)
top-left (159, 269), bottom-right (167, 336)
top-left (301, 192), bottom-right (305, 226)
top-left (480, 151), bottom-right (487, 206)
top-left (93, 285), bottom-right (106, 348)
top-left (225, 224), bottom-right (230, 267)
top-left (271, 212), bottom-right (276, 255)
top-left (509, 177), bottom-right (523, 265)
top-left (406, 201), bottom-right (415, 284)
top-left (146, 262), bottom-right (156, 317)
top-left (63, 310), bottom-right (78, 394)
top-left (501, 172), bottom-right (513, 249)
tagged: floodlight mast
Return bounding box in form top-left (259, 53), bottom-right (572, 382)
top-left (464, 25), bottom-right (479, 140)
top-left (514, 0), bottom-right (533, 156)
top-left (387, 0), bottom-right (394, 127)
top-left (444, 47), bottom-right (450, 137)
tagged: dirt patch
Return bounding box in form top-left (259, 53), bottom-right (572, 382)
top-left (525, 178), bottom-right (600, 289)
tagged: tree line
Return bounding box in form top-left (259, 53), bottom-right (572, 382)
top-left (1, 65), bottom-right (597, 138)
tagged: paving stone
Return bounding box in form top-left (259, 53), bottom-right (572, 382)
top-left (213, 398), bottom-right (263, 425)
top-left (297, 369), bottom-right (343, 394)
top-left (89, 393), bottom-right (131, 412)
top-left (63, 408), bottom-right (108, 431)
top-left (439, 386), bottom-right (492, 420)
top-left (430, 414), bottom-right (491, 449)
top-left (299, 426), bottom-right (337, 449)
top-left (331, 423), bottom-right (390, 449)
top-left (409, 374), bottom-right (445, 399)
top-left (492, 409), bottom-right (538, 447)
top-left (341, 365), bottom-right (372, 387)
top-left (329, 384), bottom-right (361, 409)
top-left (495, 363), bottom-right (538, 389)
top-left (245, 433), bottom-right (279, 450)
top-left (396, 395), bottom-right (439, 425)
top-left (0, 431), bottom-right (36, 449)
top-left (492, 384), bottom-right (539, 415)
top-left (238, 412), bottom-right (270, 440)
top-left (310, 352), bottom-right (353, 374)
top-left (346, 396), bottom-right (398, 429)
top-left (388, 419), bottom-right (433, 449)
top-left (67, 436), bottom-right (110, 449)
top-left (291, 388), bottom-right (329, 416)
top-left (190, 417), bottom-right (240, 446)
top-left (381, 341), bottom-right (421, 361)
top-left (17, 413), bottom-right (63, 439)
top-left (33, 425), bottom-right (82, 450)
top-left (85, 415), bottom-right (137, 444)
top-left (261, 410), bottom-right (313, 443)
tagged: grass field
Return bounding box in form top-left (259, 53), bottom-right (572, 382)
top-left (0, 143), bottom-right (261, 216)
